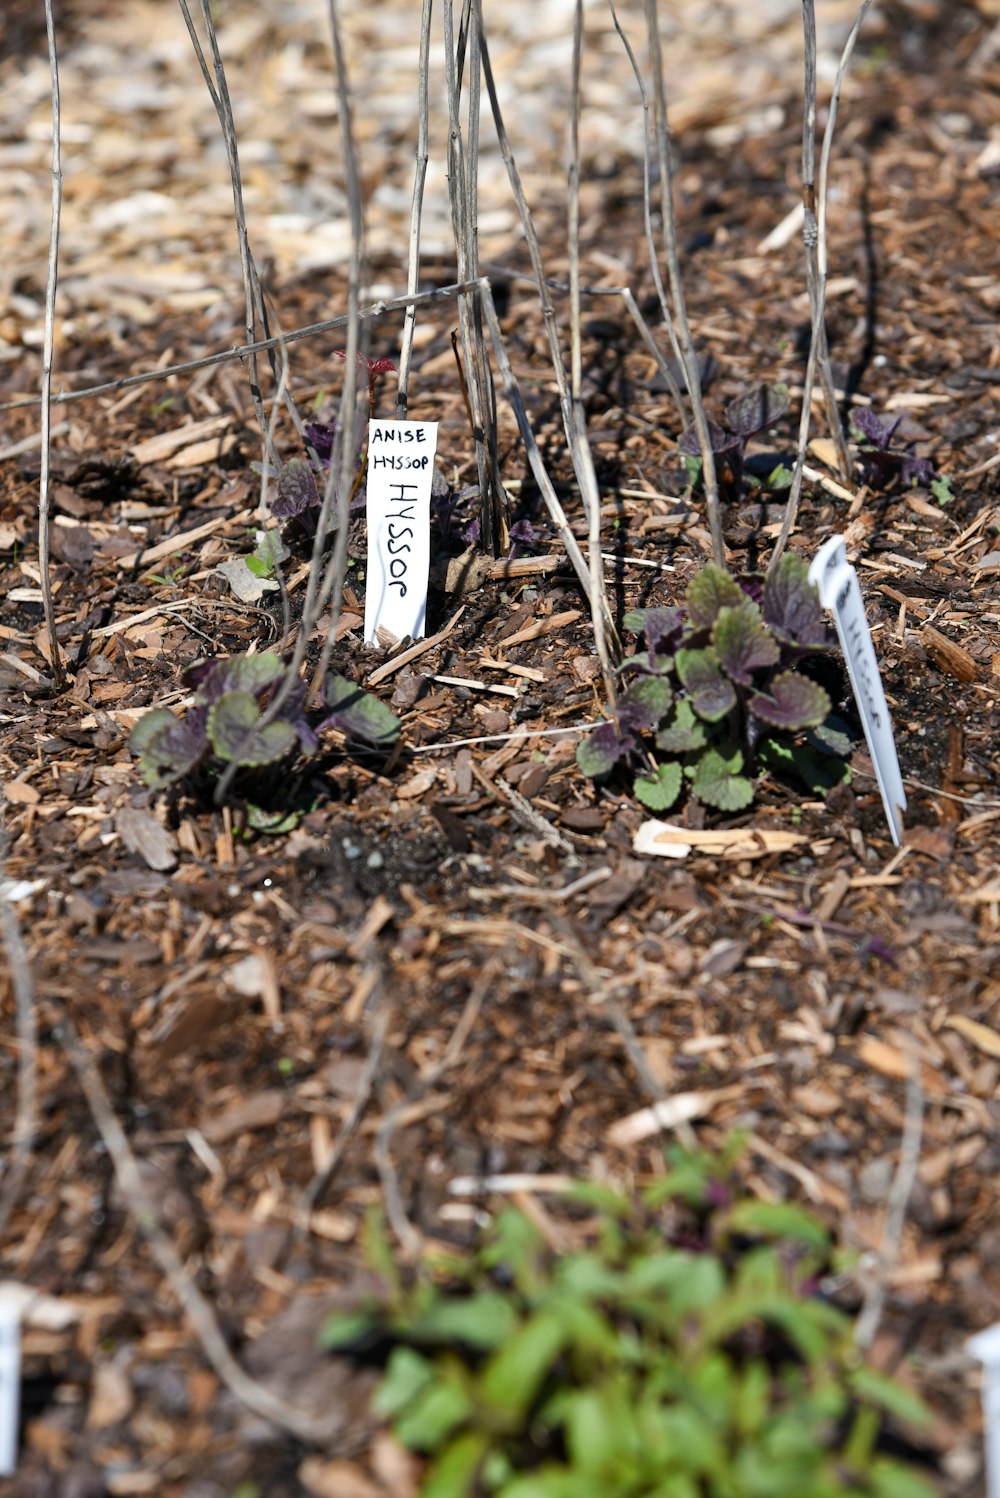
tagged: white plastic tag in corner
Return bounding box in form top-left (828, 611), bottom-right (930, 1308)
top-left (364, 419), bottom-right (438, 647)
top-left (808, 535), bottom-right (906, 846)
top-left (968, 1323), bottom-right (1000, 1498)
top-left (0, 1290), bottom-right (21, 1477)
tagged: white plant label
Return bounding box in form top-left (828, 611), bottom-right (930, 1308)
top-left (968, 1323), bottom-right (1000, 1498)
top-left (808, 535), bottom-right (906, 846)
top-left (364, 420), bottom-right (438, 646)
top-left (0, 1292), bottom-right (20, 1477)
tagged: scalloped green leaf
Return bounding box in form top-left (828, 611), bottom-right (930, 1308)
top-left (634, 761), bottom-right (683, 811)
top-left (576, 723), bottom-right (624, 778)
top-left (686, 565), bottom-right (744, 630)
top-left (128, 708), bottom-right (207, 788)
top-left (676, 648), bottom-right (736, 722)
top-left (725, 382), bottom-right (790, 438)
top-left (623, 672), bottom-right (673, 725)
top-left (322, 674), bottom-right (401, 745)
top-left (207, 691), bottom-right (297, 767)
top-left (749, 670), bottom-right (831, 730)
top-left (655, 698), bottom-right (708, 753)
top-left (619, 653), bottom-right (674, 677)
top-left (711, 604), bottom-right (779, 685)
top-left (199, 650), bottom-right (286, 702)
top-left (691, 746), bottom-right (754, 810)
top-left (761, 552), bottom-right (831, 650)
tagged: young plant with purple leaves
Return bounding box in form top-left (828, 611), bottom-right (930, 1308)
top-left (679, 382), bottom-right (791, 500)
top-left (577, 556), bottom-right (855, 813)
top-left (849, 408), bottom-right (935, 491)
top-left (129, 652), bottom-right (399, 827)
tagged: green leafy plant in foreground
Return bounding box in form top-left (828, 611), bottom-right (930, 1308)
top-left (128, 651), bottom-right (399, 826)
top-left (321, 1144), bottom-right (936, 1498)
top-left (577, 555), bottom-right (856, 813)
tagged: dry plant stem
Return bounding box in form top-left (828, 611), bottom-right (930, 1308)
top-left (607, 0), bottom-right (686, 426)
top-left (305, 0), bottom-right (367, 698)
top-left (214, 0), bottom-right (365, 802)
top-left (38, 0), bottom-right (66, 689)
top-left (642, 0), bottom-right (724, 565)
top-left (297, 992), bottom-right (391, 1226)
top-left (0, 892), bottom-right (38, 1243)
top-left (176, 0), bottom-right (271, 461)
top-left (375, 965), bottom-right (494, 1255)
top-left (478, 280), bottom-right (606, 621)
top-left (569, 0), bottom-right (618, 702)
top-left (554, 918), bottom-right (698, 1151)
top-left (768, 0), bottom-right (872, 575)
top-left (797, 0), bottom-right (849, 485)
top-left (5, 281), bottom-right (486, 413)
top-left (476, 2), bottom-right (617, 662)
top-left (57, 1009), bottom-right (336, 1444)
top-left (395, 0), bottom-right (434, 419)
top-left (442, 0), bottom-right (497, 555)
top-left (257, 339), bottom-right (293, 645)
top-left (854, 1064), bottom-right (923, 1352)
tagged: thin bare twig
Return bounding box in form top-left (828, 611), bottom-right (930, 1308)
top-left (569, 0), bottom-right (618, 704)
top-left (606, 0), bottom-right (686, 425)
top-left (0, 889), bottom-right (38, 1244)
top-left (854, 1061), bottom-right (924, 1351)
top-left (642, 0), bottom-right (724, 564)
top-left (38, 0), bottom-right (66, 688)
top-left (395, 0), bottom-right (433, 419)
top-left (57, 1008), bottom-right (339, 1444)
top-left (768, 0), bottom-right (873, 575)
top-left (297, 988), bottom-right (391, 1227)
top-left (375, 964), bottom-right (495, 1255)
top-left (475, 3), bottom-right (618, 666)
top-left (1, 281), bottom-right (488, 414)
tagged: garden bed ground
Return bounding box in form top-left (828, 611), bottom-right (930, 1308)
top-left (1, 0), bottom-right (1000, 1493)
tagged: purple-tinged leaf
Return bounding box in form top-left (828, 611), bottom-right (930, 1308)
top-left (321, 675), bottom-right (401, 745)
top-left (576, 722), bottom-right (626, 778)
top-left (676, 647), bottom-right (737, 722)
top-left (762, 552), bottom-right (831, 650)
top-left (196, 651), bottom-right (286, 705)
top-left (270, 456), bottom-right (321, 519)
top-left (725, 382), bottom-right (790, 438)
top-left (509, 518), bottom-right (534, 545)
top-left (655, 699), bottom-right (708, 753)
top-left (129, 708), bottom-right (208, 789)
top-left (691, 746), bottom-right (754, 811)
top-left (737, 572), bottom-right (765, 606)
top-left (686, 565), bottom-right (744, 629)
top-left (620, 652), bottom-right (674, 677)
top-left (304, 421), bottom-right (336, 466)
top-left (678, 419), bottom-right (742, 459)
top-left (901, 452), bottom-right (935, 487)
top-left (749, 670), bottom-right (831, 730)
top-left (624, 606), bottom-right (685, 658)
top-left (207, 691), bottom-right (298, 767)
top-left (622, 673), bottom-right (673, 728)
top-left (281, 678), bottom-right (320, 755)
top-left (850, 407), bottom-right (904, 449)
top-left (634, 761), bottom-right (683, 812)
top-left (711, 604), bottom-right (780, 685)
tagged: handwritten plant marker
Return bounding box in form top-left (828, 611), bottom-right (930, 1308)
top-left (808, 535), bottom-right (906, 846)
top-left (364, 419), bottom-right (438, 646)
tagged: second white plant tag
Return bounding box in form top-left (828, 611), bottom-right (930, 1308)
top-left (364, 419), bottom-right (438, 646)
top-left (808, 534), bottom-right (906, 845)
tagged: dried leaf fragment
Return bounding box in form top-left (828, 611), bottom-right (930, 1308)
top-left (944, 1015), bottom-right (1000, 1059)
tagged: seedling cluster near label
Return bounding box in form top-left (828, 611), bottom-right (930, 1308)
top-left (364, 419), bottom-right (438, 646)
top-left (808, 534), bottom-right (906, 845)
